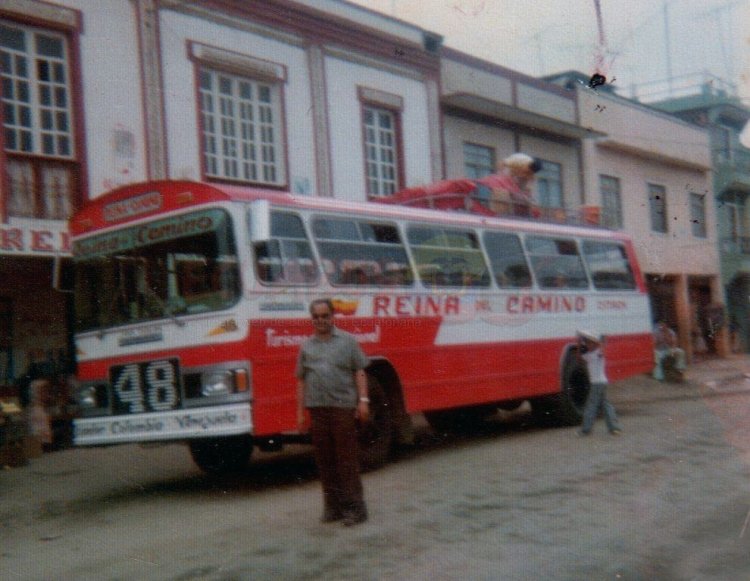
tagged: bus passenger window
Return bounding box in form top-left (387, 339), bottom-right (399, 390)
top-left (408, 226), bottom-right (490, 288)
top-left (582, 240), bottom-right (636, 290)
top-left (251, 211), bottom-right (318, 285)
top-left (482, 231), bottom-right (532, 288)
top-left (313, 217), bottom-right (414, 286)
top-left (526, 236), bottom-right (589, 290)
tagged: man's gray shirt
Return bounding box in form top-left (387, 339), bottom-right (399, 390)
top-left (296, 327), bottom-right (369, 408)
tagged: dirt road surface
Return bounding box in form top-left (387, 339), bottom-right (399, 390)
top-left (4, 357), bottom-right (750, 580)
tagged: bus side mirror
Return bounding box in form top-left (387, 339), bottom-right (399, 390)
top-left (249, 199), bottom-right (271, 243)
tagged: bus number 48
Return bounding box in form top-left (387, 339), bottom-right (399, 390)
top-left (111, 359), bottom-right (180, 413)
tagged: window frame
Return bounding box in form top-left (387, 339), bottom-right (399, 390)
top-left (648, 183), bottom-right (668, 234)
top-left (359, 87), bottom-right (405, 197)
top-left (690, 192), bottom-right (707, 238)
top-left (535, 159), bottom-right (563, 209)
top-left (463, 142), bottom-right (495, 179)
top-left (600, 174), bottom-right (623, 230)
top-left (190, 43), bottom-right (289, 190)
top-left (0, 15), bottom-right (84, 220)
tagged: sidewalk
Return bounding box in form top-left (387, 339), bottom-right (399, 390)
top-left (612, 354), bottom-right (750, 405)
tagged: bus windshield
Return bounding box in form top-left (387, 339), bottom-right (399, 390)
top-left (72, 209), bottom-right (239, 332)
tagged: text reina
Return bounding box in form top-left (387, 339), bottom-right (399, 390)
top-left (372, 294), bottom-right (587, 316)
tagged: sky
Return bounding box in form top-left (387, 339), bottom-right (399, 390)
top-left (348, 0), bottom-right (750, 104)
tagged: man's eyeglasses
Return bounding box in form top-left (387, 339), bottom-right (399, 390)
top-left (312, 314), bottom-right (332, 320)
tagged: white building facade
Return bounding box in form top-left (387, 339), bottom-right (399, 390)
top-left (0, 0), bottom-right (442, 387)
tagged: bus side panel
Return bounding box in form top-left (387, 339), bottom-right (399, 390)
top-left (604, 332), bottom-right (654, 382)
top-left (247, 317), bottom-right (444, 436)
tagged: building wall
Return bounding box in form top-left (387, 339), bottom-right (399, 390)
top-left (577, 87), bottom-right (723, 355)
top-left (158, 9), bottom-right (316, 191)
top-left (157, 6), bottom-right (437, 201)
top-left (78, 0), bottom-right (147, 195)
top-left (324, 55), bottom-right (435, 201)
top-left (442, 116), bottom-right (515, 178)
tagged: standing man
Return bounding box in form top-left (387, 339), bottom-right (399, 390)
top-left (296, 298), bottom-right (370, 526)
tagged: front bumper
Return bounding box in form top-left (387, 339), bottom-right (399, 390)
top-left (74, 403), bottom-right (252, 446)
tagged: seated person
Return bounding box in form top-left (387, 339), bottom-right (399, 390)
top-left (653, 321), bottom-right (687, 381)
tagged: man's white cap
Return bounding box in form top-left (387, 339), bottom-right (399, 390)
top-left (577, 329), bottom-right (601, 343)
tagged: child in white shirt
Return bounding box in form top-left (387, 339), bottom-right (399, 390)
top-left (576, 330), bottom-right (622, 436)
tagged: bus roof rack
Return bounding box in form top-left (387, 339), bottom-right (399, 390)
top-left (373, 178), bottom-right (604, 227)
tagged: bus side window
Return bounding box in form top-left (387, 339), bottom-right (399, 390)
top-left (408, 226), bottom-right (490, 288)
top-left (526, 236), bottom-right (589, 290)
top-left (251, 211), bottom-right (318, 285)
top-left (582, 240), bottom-right (636, 290)
top-left (313, 217), bottom-right (414, 287)
top-left (482, 231), bottom-right (532, 288)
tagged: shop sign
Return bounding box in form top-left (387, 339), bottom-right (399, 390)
top-left (0, 218), bottom-right (70, 256)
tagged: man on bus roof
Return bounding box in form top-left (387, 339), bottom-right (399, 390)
top-left (477, 153), bottom-right (542, 218)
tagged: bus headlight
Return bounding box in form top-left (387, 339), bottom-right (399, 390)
top-left (201, 371), bottom-right (233, 397)
top-left (76, 385), bottom-right (98, 408)
top-left (75, 384), bottom-right (106, 411)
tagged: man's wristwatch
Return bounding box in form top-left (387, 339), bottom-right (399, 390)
top-left (359, 397), bottom-right (370, 403)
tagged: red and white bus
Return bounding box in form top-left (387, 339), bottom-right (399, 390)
top-left (68, 180), bottom-right (653, 473)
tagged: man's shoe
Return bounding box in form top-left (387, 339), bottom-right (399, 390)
top-left (610, 429), bottom-right (622, 436)
top-left (342, 510), bottom-right (367, 527)
top-left (576, 430), bottom-right (590, 437)
top-left (321, 508), bottom-right (343, 523)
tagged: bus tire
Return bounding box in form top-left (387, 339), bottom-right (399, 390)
top-left (189, 434), bottom-right (253, 475)
top-left (357, 375), bottom-right (393, 471)
top-left (531, 352), bottom-right (589, 426)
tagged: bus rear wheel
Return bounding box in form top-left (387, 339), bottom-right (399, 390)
top-left (357, 376), bottom-right (393, 471)
top-left (531, 353), bottom-right (589, 426)
top-left (189, 434), bottom-right (253, 475)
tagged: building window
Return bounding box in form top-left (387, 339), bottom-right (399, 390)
top-left (648, 183), bottom-right (668, 233)
top-left (1, 21), bottom-right (77, 219)
top-left (463, 143), bottom-right (494, 179)
top-left (363, 105), bottom-right (400, 196)
top-left (690, 192), bottom-right (707, 238)
top-left (724, 192), bottom-right (747, 252)
top-left (536, 160), bottom-right (563, 209)
top-left (198, 68), bottom-right (285, 186)
top-left (600, 175), bottom-right (623, 229)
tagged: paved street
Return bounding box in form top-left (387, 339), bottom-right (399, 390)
top-left (4, 357), bottom-right (750, 580)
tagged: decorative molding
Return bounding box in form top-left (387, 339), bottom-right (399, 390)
top-left (307, 45), bottom-right (332, 197)
top-left (160, 1), bottom-right (304, 48)
top-left (357, 86), bottom-right (404, 111)
top-left (425, 78), bottom-right (443, 182)
top-left (135, 0), bottom-right (168, 179)
top-left (325, 45), bottom-right (424, 83)
top-left (189, 42), bottom-right (287, 82)
top-left (1, 0), bottom-right (80, 30)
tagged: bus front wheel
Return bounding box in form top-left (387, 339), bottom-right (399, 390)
top-left (189, 434), bottom-right (253, 475)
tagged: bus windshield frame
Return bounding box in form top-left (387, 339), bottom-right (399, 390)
top-left (72, 208), bottom-right (240, 333)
